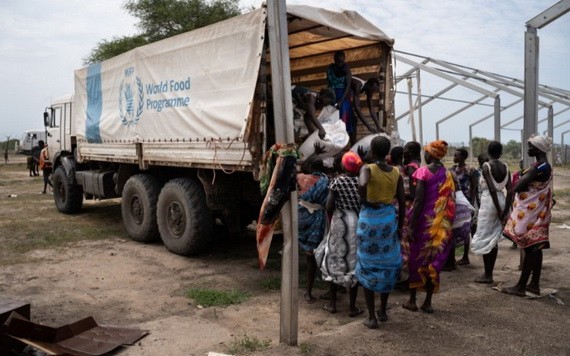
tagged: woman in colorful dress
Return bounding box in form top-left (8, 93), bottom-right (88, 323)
top-left (471, 141), bottom-right (513, 283)
top-left (397, 141), bottom-right (422, 289)
top-left (503, 135), bottom-right (553, 296)
top-left (315, 151), bottom-right (364, 317)
top-left (326, 51), bottom-right (354, 144)
top-left (446, 148), bottom-right (478, 269)
top-left (403, 140), bottom-right (455, 314)
top-left (356, 136), bottom-right (405, 329)
top-left (298, 151), bottom-right (329, 303)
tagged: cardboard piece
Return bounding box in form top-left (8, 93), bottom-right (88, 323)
top-left (0, 301), bottom-right (31, 355)
top-left (4, 312), bottom-right (148, 355)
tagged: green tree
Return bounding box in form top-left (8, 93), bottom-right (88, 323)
top-left (470, 137), bottom-right (490, 157)
top-left (84, 0), bottom-right (242, 65)
top-left (504, 139), bottom-right (521, 160)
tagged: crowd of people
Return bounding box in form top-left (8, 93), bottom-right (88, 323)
top-left (296, 134), bottom-right (554, 329)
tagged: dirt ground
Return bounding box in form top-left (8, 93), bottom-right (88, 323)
top-left (1, 155), bottom-right (569, 355)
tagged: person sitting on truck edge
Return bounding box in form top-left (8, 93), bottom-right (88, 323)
top-left (38, 140), bottom-right (53, 194)
top-left (351, 77), bottom-right (384, 134)
top-left (292, 86), bottom-right (336, 140)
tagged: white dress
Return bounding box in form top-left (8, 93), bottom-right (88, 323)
top-left (470, 162), bottom-right (509, 255)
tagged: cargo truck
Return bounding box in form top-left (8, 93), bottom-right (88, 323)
top-left (43, 4), bottom-right (395, 256)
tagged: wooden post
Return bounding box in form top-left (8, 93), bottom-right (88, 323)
top-left (266, 0), bottom-right (299, 346)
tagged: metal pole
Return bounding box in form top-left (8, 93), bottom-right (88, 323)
top-left (266, 0), bottom-right (299, 346)
top-left (417, 70), bottom-right (424, 145)
top-left (469, 126), bottom-right (474, 166)
top-left (436, 122), bottom-right (439, 141)
top-left (494, 96), bottom-right (501, 142)
top-left (547, 106), bottom-right (554, 163)
top-left (521, 130), bottom-right (525, 159)
top-left (561, 130), bottom-right (570, 149)
top-left (523, 26), bottom-right (539, 168)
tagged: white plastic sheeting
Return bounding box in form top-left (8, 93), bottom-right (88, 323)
top-left (71, 5), bottom-right (394, 169)
top-left (74, 9), bottom-right (266, 144)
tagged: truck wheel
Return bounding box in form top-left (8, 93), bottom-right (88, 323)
top-left (121, 174), bottom-right (161, 243)
top-left (53, 166), bottom-right (83, 214)
top-left (157, 178), bottom-right (212, 255)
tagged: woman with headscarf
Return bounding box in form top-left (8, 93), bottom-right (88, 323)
top-left (445, 148), bottom-right (478, 269)
top-left (503, 135), bottom-right (553, 296)
top-left (315, 151), bottom-right (364, 317)
top-left (356, 136), bottom-right (405, 329)
top-left (403, 140), bottom-right (456, 314)
top-left (397, 141), bottom-right (422, 289)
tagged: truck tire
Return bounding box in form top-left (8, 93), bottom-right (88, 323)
top-left (121, 174), bottom-right (161, 243)
top-left (53, 166), bottom-right (83, 214)
top-left (157, 178), bottom-right (212, 255)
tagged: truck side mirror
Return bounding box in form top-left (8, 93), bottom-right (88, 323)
top-left (43, 111), bottom-right (50, 127)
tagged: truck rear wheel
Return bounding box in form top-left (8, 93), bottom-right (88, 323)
top-left (157, 178), bottom-right (212, 255)
top-left (53, 166), bottom-right (83, 214)
top-left (121, 174), bottom-right (161, 243)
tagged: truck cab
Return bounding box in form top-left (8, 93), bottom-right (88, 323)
top-left (43, 94), bottom-right (74, 163)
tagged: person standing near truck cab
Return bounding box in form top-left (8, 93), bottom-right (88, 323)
top-left (38, 140), bottom-right (53, 194)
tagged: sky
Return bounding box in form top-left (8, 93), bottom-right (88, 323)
top-left (1, 0), bottom-right (568, 145)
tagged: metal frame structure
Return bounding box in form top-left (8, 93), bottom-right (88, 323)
top-left (393, 50), bottom-right (570, 162)
top-left (523, 0), bottom-right (570, 165)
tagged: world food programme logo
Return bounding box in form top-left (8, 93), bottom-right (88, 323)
top-left (119, 67), bottom-right (144, 126)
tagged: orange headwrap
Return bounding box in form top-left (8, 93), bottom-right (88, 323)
top-left (341, 151), bottom-right (363, 174)
top-left (424, 140), bottom-right (448, 160)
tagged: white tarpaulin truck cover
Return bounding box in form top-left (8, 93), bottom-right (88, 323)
top-left (73, 5), bottom-right (393, 168)
top-left (74, 8), bottom-right (266, 144)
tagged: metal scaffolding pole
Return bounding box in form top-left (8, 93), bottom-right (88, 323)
top-left (562, 129), bottom-right (570, 147)
top-left (417, 70), bottom-right (424, 145)
top-left (523, 0), bottom-right (570, 166)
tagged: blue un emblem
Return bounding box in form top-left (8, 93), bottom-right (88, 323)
top-left (119, 67), bottom-right (144, 126)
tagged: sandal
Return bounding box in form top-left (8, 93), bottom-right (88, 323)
top-left (377, 312), bottom-right (388, 322)
top-left (323, 303), bottom-right (337, 314)
top-left (402, 302), bottom-right (418, 312)
top-left (304, 293), bottom-right (317, 304)
top-left (526, 285), bottom-right (540, 295)
top-left (363, 318), bottom-right (378, 329)
top-left (349, 307), bottom-right (363, 318)
top-left (474, 275), bottom-right (493, 284)
top-left (502, 286), bottom-right (526, 297)
top-left (457, 259), bottom-right (470, 266)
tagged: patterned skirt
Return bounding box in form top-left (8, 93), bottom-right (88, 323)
top-left (314, 209), bottom-right (358, 288)
top-left (355, 204), bottom-right (402, 293)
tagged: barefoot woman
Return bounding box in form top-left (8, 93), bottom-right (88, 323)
top-left (503, 135), bottom-right (553, 296)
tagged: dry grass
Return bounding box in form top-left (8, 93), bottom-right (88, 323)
top-left (0, 159), bottom-right (124, 266)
